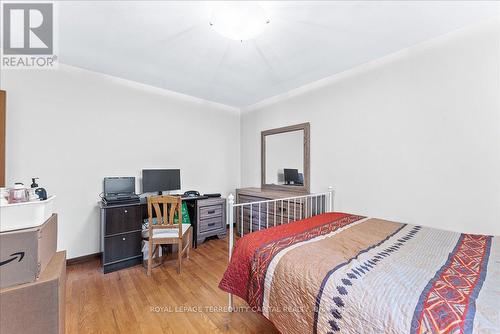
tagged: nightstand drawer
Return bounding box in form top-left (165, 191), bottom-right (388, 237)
top-left (105, 206), bottom-right (141, 236)
top-left (103, 231), bottom-right (142, 264)
top-left (199, 204), bottom-right (223, 220)
top-left (199, 217), bottom-right (223, 233)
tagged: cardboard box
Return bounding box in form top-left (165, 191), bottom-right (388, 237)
top-left (0, 251), bottom-right (66, 334)
top-left (0, 214), bottom-right (57, 288)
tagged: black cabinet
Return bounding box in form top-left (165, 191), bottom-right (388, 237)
top-left (100, 202), bottom-right (143, 273)
top-left (103, 231), bottom-right (142, 263)
top-left (104, 206), bottom-right (142, 235)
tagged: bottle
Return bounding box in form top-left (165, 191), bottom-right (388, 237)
top-left (31, 178), bottom-right (39, 188)
top-left (8, 183), bottom-right (28, 204)
top-left (31, 177), bottom-right (48, 200)
top-left (27, 188), bottom-right (39, 201)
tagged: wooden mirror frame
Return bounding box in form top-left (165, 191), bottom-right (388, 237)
top-left (261, 122), bottom-right (310, 193)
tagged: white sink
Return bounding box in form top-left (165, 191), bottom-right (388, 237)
top-left (0, 196), bottom-right (55, 232)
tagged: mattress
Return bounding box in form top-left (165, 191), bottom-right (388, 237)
top-left (219, 212), bottom-right (500, 333)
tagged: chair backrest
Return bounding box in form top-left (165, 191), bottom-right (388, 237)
top-left (147, 195), bottom-right (182, 238)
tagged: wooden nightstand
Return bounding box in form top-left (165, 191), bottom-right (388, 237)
top-left (196, 197), bottom-right (226, 245)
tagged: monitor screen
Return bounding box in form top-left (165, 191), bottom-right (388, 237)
top-left (284, 168), bottom-right (299, 184)
top-left (142, 169), bottom-right (181, 193)
top-left (104, 177), bottom-right (135, 195)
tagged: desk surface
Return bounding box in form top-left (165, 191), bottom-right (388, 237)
top-left (99, 195), bottom-right (211, 209)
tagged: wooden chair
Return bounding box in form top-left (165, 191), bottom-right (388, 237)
top-left (145, 195), bottom-right (192, 275)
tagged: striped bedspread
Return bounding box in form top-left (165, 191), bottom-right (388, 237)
top-left (219, 213), bottom-right (500, 334)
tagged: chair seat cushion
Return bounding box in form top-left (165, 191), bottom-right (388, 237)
top-left (142, 224), bottom-right (190, 239)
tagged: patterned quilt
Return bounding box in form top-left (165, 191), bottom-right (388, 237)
top-left (219, 213), bottom-right (499, 334)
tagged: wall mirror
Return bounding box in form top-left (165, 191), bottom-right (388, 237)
top-left (261, 122), bottom-right (310, 192)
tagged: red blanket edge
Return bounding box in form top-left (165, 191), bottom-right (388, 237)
top-left (218, 212), bottom-right (352, 302)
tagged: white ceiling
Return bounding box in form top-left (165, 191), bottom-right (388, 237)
top-left (59, 1), bottom-right (499, 108)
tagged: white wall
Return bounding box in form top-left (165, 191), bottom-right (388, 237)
top-left (241, 19), bottom-right (500, 235)
top-left (1, 65), bottom-right (240, 258)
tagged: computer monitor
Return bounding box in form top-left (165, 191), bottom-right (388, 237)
top-left (142, 169), bottom-right (181, 193)
top-left (284, 168), bottom-right (299, 185)
top-left (104, 177), bottom-right (135, 195)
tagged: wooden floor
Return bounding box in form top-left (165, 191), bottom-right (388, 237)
top-left (65, 236), bottom-right (279, 334)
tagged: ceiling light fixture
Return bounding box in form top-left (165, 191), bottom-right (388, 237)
top-left (209, 2), bottom-right (270, 42)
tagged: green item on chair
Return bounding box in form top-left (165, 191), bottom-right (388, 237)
top-left (174, 202), bottom-right (191, 225)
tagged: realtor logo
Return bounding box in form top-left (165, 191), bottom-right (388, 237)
top-left (1, 2), bottom-right (57, 68)
top-left (3, 3), bottom-right (53, 54)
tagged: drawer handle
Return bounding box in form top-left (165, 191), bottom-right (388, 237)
top-left (207, 223), bottom-right (216, 227)
top-left (207, 210), bottom-right (216, 214)
top-left (122, 237), bottom-right (126, 241)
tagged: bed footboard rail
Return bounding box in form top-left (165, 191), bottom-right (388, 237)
top-left (226, 186), bottom-right (334, 311)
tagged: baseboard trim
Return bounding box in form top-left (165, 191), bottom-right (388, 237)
top-left (67, 252), bottom-right (101, 266)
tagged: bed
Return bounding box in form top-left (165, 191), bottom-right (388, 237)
top-left (219, 192), bottom-right (499, 334)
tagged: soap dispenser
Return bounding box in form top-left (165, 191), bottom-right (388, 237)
top-left (31, 177), bottom-right (48, 200)
top-left (31, 178), bottom-right (39, 188)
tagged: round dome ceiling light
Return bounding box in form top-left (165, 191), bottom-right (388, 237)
top-left (209, 2), bottom-right (270, 42)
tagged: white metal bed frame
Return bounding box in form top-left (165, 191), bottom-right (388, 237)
top-left (225, 186), bottom-right (335, 311)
